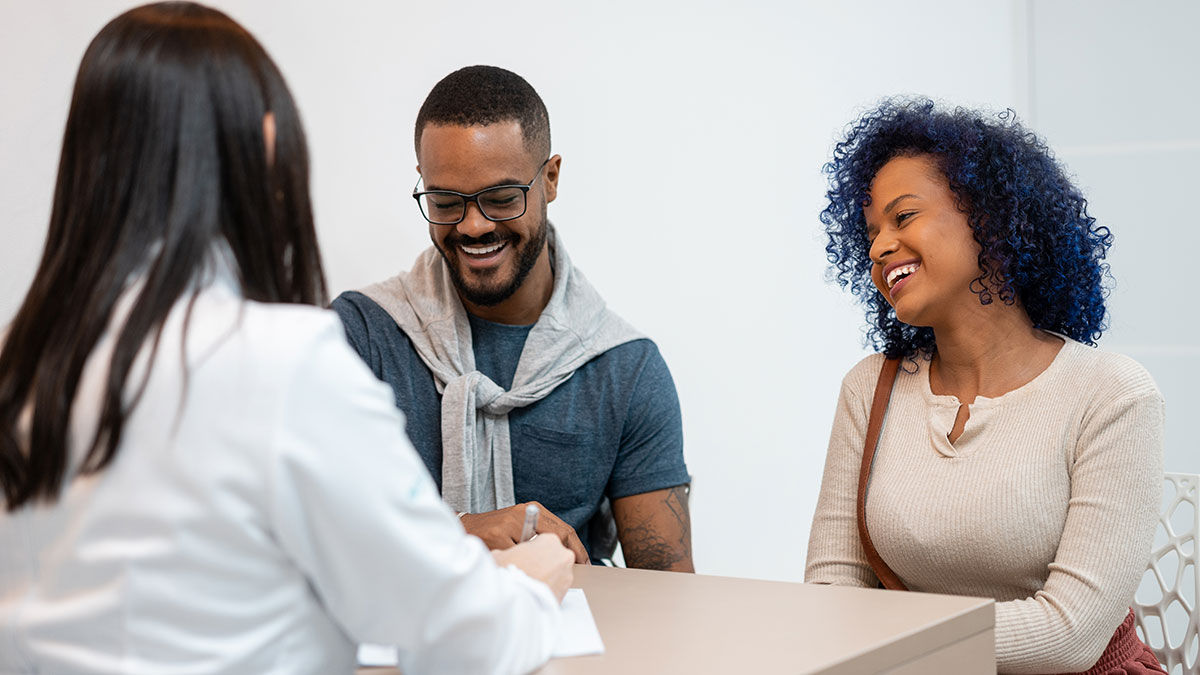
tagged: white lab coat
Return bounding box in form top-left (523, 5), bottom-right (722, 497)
top-left (0, 271), bottom-right (559, 674)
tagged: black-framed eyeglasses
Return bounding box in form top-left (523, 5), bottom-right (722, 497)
top-left (412, 158), bottom-right (550, 225)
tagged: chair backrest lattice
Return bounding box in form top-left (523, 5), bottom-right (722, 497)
top-left (1134, 472), bottom-right (1199, 675)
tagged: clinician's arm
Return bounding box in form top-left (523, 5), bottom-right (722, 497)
top-left (266, 316), bottom-right (568, 675)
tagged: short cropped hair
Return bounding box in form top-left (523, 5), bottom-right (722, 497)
top-left (414, 65), bottom-right (551, 160)
top-left (821, 97), bottom-right (1113, 358)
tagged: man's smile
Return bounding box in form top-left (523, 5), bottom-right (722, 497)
top-left (447, 234), bottom-right (514, 271)
top-left (460, 240), bottom-right (506, 256)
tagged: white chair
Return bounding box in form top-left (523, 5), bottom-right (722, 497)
top-left (1134, 472), bottom-right (1199, 674)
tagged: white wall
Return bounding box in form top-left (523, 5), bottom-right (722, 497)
top-left (1026, 0), bottom-right (1199, 481)
top-left (1027, 1), bottom-right (1200, 654)
top-left (4, 0), bottom-right (1140, 583)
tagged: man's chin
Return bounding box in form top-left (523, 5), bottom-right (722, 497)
top-left (457, 283), bottom-right (518, 307)
top-left (449, 266), bottom-right (519, 307)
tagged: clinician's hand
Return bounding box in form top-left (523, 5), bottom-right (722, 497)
top-left (492, 536), bottom-right (576, 602)
top-left (462, 501), bottom-right (589, 564)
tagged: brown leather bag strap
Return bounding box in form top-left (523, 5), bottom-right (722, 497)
top-left (856, 357), bottom-right (908, 591)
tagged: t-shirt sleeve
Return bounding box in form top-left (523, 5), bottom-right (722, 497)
top-left (266, 315), bottom-right (560, 674)
top-left (329, 292), bottom-right (377, 372)
top-left (605, 341), bottom-right (690, 499)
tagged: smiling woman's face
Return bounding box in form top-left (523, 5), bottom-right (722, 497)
top-left (863, 154), bottom-right (984, 328)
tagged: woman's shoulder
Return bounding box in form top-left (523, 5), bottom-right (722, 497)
top-left (1065, 336), bottom-right (1156, 393)
top-left (1057, 338), bottom-right (1162, 404)
top-left (245, 303), bottom-right (368, 386)
top-left (242, 300), bottom-right (344, 347)
top-left (182, 290), bottom-right (361, 389)
top-left (844, 352), bottom-right (888, 380)
top-left (840, 351), bottom-right (930, 391)
top-left (839, 352), bottom-right (894, 400)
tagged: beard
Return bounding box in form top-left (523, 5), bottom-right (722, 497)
top-left (435, 208), bottom-right (549, 307)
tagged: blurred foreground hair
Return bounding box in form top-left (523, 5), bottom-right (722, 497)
top-left (0, 2), bottom-right (326, 510)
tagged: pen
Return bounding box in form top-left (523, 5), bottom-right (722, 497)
top-left (519, 503), bottom-right (539, 543)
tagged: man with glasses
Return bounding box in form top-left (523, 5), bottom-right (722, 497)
top-left (331, 66), bottom-right (693, 571)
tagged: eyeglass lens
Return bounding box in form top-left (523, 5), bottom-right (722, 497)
top-left (420, 186), bottom-right (527, 224)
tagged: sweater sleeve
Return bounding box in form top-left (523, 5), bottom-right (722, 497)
top-left (994, 378), bottom-right (1164, 673)
top-left (266, 316), bottom-right (561, 675)
top-left (804, 355), bottom-right (884, 588)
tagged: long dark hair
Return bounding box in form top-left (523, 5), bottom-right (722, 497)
top-left (0, 2), bottom-right (327, 510)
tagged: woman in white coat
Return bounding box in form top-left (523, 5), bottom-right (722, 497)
top-left (0, 3), bottom-right (573, 674)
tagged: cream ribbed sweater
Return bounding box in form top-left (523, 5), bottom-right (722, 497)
top-left (804, 339), bottom-right (1164, 674)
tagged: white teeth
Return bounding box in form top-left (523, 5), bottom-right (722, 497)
top-left (461, 242), bottom-right (504, 255)
top-left (886, 263), bottom-right (920, 289)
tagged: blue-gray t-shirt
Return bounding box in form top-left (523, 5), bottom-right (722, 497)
top-left (331, 291), bottom-right (689, 560)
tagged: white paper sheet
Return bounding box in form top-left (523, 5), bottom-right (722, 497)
top-left (356, 642), bottom-right (399, 667)
top-left (552, 588), bottom-right (605, 658)
top-left (357, 588), bottom-right (604, 666)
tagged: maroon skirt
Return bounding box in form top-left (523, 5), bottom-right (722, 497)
top-left (1051, 610), bottom-right (1165, 675)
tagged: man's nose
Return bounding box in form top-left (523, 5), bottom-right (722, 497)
top-left (456, 202), bottom-right (497, 239)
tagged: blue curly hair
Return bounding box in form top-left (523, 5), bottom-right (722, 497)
top-left (821, 97), bottom-right (1112, 358)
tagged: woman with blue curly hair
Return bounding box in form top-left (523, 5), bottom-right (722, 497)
top-left (804, 98), bottom-right (1165, 675)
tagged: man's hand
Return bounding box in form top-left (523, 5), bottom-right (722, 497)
top-left (491, 536), bottom-right (576, 602)
top-left (612, 484), bottom-right (694, 572)
top-left (462, 502), bottom-right (589, 563)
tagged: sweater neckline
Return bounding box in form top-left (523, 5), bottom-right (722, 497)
top-left (920, 335), bottom-right (1077, 410)
top-left (919, 336), bottom-right (1078, 458)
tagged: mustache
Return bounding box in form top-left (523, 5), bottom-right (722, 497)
top-left (443, 231), bottom-right (514, 248)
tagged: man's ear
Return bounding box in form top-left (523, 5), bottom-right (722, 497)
top-left (543, 154), bottom-right (562, 204)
